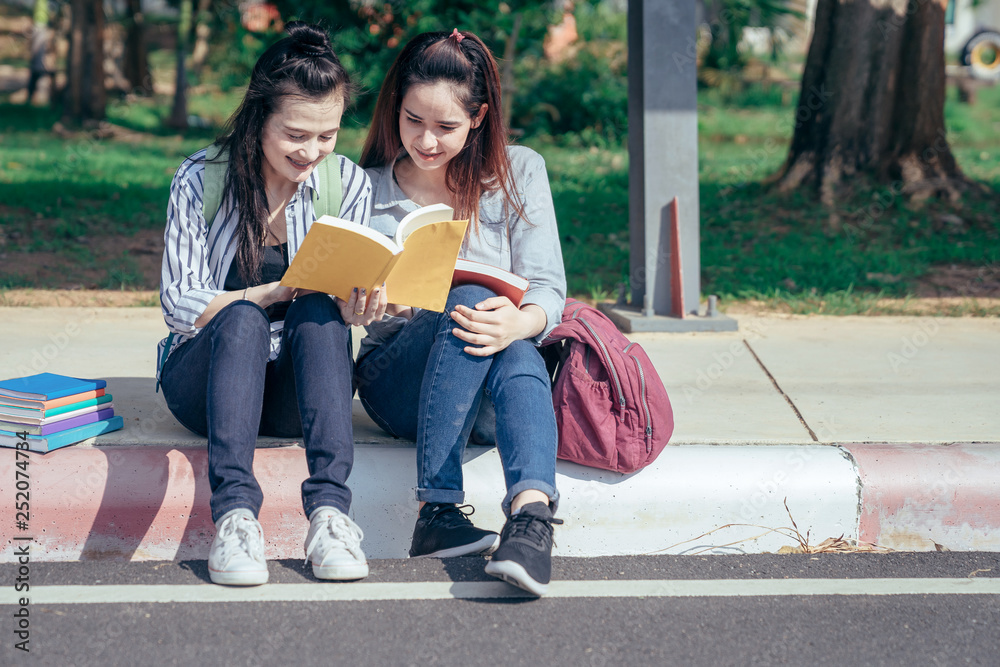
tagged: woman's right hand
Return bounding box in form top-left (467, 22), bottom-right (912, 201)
top-left (335, 285), bottom-right (388, 326)
top-left (258, 282), bottom-right (299, 306)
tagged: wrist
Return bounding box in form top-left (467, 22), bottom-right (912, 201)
top-left (518, 304), bottom-right (546, 340)
top-left (245, 285), bottom-right (270, 307)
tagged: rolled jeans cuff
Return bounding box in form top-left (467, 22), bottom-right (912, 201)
top-left (502, 480), bottom-right (559, 517)
top-left (415, 487), bottom-right (466, 506)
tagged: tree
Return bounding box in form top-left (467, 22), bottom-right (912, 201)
top-left (773, 0), bottom-right (964, 204)
top-left (190, 0), bottom-right (215, 76)
top-left (123, 0), bottom-right (153, 95)
top-left (274, 0), bottom-right (556, 117)
top-left (26, 0), bottom-right (51, 103)
top-left (64, 0), bottom-right (106, 122)
top-left (167, 0), bottom-right (193, 129)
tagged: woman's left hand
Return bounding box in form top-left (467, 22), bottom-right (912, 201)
top-left (449, 298), bottom-right (546, 356)
top-left (335, 285), bottom-right (388, 326)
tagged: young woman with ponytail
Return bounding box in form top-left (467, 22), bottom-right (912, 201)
top-left (357, 29), bottom-right (567, 597)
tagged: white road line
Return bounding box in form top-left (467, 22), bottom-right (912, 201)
top-left (5, 578), bottom-right (1000, 604)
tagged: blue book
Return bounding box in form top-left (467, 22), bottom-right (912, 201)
top-left (0, 373), bottom-right (107, 402)
top-left (0, 416), bottom-right (124, 453)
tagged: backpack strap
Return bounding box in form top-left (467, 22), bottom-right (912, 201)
top-left (312, 155), bottom-right (342, 219)
top-left (202, 143), bottom-right (229, 228)
top-left (202, 144), bottom-right (342, 225)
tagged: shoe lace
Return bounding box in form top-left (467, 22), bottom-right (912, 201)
top-left (304, 511), bottom-right (365, 563)
top-left (425, 503), bottom-right (477, 529)
top-left (503, 510), bottom-right (564, 547)
top-left (216, 513), bottom-right (264, 563)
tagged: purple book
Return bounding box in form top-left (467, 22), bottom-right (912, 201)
top-left (31, 408), bottom-right (116, 436)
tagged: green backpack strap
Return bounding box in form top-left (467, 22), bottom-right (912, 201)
top-left (201, 144), bottom-right (341, 225)
top-left (311, 155), bottom-right (342, 219)
top-left (202, 143), bottom-right (229, 228)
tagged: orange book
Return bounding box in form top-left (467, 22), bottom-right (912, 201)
top-left (452, 258), bottom-right (529, 307)
top-left (0, 388), bottom-right (106, 411)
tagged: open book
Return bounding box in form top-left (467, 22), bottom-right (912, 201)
top-left (452, 259), bottom-right (529, 307)
top-left (281, 203), bottom-right (469, 312)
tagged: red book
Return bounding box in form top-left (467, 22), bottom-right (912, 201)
top-left (452, 259), bottom-right (529, 307)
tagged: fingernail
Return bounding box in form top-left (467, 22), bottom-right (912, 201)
top-left (353, 288), bottom-right (358, 294)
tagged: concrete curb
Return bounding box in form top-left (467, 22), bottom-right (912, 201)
top-left (3, 442), bottom-right (998, 562)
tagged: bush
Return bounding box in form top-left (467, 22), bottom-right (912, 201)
top-left (512, 40), bottom-right (627, 142)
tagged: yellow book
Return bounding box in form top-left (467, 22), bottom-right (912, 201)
top-left (280, 203), bottom-right (469, 312)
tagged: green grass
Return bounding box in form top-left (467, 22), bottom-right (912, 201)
top-left (693, 82), bottom-right (1000, 310)
top-left (1, 79), bottom-right (998, 312)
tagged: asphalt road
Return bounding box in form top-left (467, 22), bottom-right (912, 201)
top-left (2, 553), bottom-right (998, 666)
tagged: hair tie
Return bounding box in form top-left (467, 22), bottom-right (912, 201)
top-left (450, 28), bottom-right (465, 44)
top-left (299, 42), bottom-right (326, 57)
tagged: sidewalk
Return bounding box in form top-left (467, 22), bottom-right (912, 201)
top-left (1, 307), bottom-right (998, 562)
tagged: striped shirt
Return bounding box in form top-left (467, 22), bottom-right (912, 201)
top-left (156, 147), bottom-right (372, 379)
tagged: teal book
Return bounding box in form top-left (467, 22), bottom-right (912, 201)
top-left (0, 373), bottom-right (107, 402)
top-left (0, 416), bottom-right (124, 453)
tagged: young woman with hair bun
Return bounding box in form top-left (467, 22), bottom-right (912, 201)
top-left (357, 29), bottom-right (567, 597)
top-left (158, 22), bottom-right (381, 586)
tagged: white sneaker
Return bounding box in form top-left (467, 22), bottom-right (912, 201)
top-left (304, 507), bottom-right (369, 580)
top-left (208, 508), bottom-right (268, 586)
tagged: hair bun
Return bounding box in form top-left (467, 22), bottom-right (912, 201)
top-left (285, 21), bottom-right (331, 58)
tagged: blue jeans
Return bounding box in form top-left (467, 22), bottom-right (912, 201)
top-left (356, 285), bottom-right (559, 516)
top-left (160, 295), bottom-right (355, 523)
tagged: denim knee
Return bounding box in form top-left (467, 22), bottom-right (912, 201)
top-left (286, 292), bottom-right (345, 327)
top-left (446, 284), bottom-right (498, 312)
top-left (210, 300), bottom-right (271, 354)
top-left (488, 339), bottom-right (548, 386)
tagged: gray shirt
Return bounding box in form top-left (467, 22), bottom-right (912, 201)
top-left (359, 145), bottom-right (567, 359)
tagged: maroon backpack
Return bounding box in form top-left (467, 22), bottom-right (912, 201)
top-left (540, 300), bottom-right (674, 474)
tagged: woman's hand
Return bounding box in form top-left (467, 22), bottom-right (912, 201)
top-left (335, 285), bottom-right (388, 326)
top-left (449, 298), bottom-right (546, 356)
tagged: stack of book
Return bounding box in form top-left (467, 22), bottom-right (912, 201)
top-left (0, 373), bottom-right (124, 452)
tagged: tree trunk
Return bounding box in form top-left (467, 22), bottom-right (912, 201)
top-left (501, 13), bottom-right (522, 130)
top-left (63, 0), bottom-right (106, 123)
top-left (26, 0), bottom-right (50, 103)
top-left (773, 0), bottom-right (964, 204)
top-left (167, 0), bottom-right (193, 129)
top-left (123, 0), bottom-right (152, 95)
top-left (190, 0), bottom-right (213, 76)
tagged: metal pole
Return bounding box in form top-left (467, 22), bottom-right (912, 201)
top-left (602, 0), bottom-right (736, 333)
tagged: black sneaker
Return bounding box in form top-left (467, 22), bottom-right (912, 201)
top-left (484, 501), bottom-right (563, 597)
top-left (409, 503), bottom-right (500, 558)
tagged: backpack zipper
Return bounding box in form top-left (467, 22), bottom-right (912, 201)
top-left (627, 351), bottom-right (653, 452)
top-left (573, 312), bottom-right (626, 418)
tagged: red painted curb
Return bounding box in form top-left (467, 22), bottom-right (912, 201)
top-left (846, 443), bottom-right (1000, 551)
top-left (1, 446), bottom-right (311, 561)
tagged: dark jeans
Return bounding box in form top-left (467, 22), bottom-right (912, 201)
top-left (356, 285), bottom-right (558, 516)
top-left (161, 295), bottom-right (355, 523)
